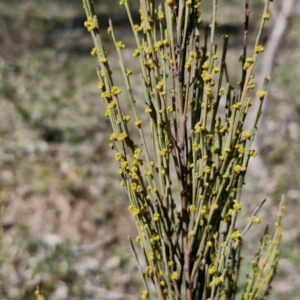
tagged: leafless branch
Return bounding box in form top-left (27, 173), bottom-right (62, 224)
top-left (246, 0), bottom-right (297, 179)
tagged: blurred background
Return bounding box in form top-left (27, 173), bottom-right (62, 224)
top-left (0, 0), bottom-right (299, 299)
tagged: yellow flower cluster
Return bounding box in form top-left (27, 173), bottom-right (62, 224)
top-left (116, 41), bottom-right (125, 49)
top-left (141, 290), bottom-right (149, 299)
top-left (231, 230), bottom-right (240, 240)
top-left (153, 213), bottom-right (160, 221)
top-left (209, 276), bottom-right (224, 287)
top-left (255, 45), bottom-right (264, 53)
top-left (145, 266), bottom-right (153, 277)
top-left (34, 287), bottom-right (45, 300)
top-left (243, 57), bottom-right (254, 70)
top-left (84, 16), bottom-right (96, 32)
top-left (171, 271), bottom-right (179, 280)
top-left (257, 90), bottom-right (267, 98)
top-left (150, 234), bottom-right (160, 244)
top-left (128, 205), bottom-right (140, 216)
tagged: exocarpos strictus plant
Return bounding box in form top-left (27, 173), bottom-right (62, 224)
top-left (82, 0), bottom-right (285, 299)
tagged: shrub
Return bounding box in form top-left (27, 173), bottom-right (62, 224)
top-left (81, 0), bottom-right (285, 299)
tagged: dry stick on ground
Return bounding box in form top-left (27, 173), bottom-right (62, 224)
top-left (245, 0), bottom-right (296, 180)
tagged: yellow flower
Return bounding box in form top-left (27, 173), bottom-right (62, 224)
top-left (202, 60), bottom-right (209, 69)
top-left (141, 290), bottom-right (148, 299)
top-left (157, 11), bottom-right (164, 19)
top-left (159, 148), bottom-right (168, 156)
top-left (192, 143), bottom-right (200, 151)
top-left (156, 80), bottom-right (164, 90)
top-left (204, 165), bottom-right (211, 174)
top-left (111, 86), bottom-right (121, 95)
top-left (166, 260), bottom-right (174, 267)
top-left (249, 150), bottom-right (257, 157)
top-left (234, 165), bottom-right (242, 173)
top-left (133, 49), bottom-right (140, 57)
top-left (205, 86), bottom-right (212, 94)
top-left (128, 205), bottom-right (140, 216)
top-left (87, 23), bottom-right (96, 32)
top-left (210, 276), bottom-right (223, 287)
top-left (233, 201), bottom-right (242, 211)
top-left (34, 287), bottom-right (45, 300)
top-left (257, 90), bottom-right (267, 98)
top-left (116, 41), bottom-right (125, 49)
top-left (189, 51), bottom-right (197, 58)
top-left (118, 132), bottom-right (127, 140)
top-left (219, 87), bottom-right (225, 95)
top-left (201, 71), bottom-right (211, 82)
top-left (90, 47), bottom-right (97, 55)
top-left (107, 101), bottom-right (116, 109)
top-left (171, 271), bottom-right (179, 280)
top-left (154, 41), bottom-right (163, 51)
top-left (231, 230), bottom-right (240, 240)
top-left (212, 203), bottom-right (218, 209)
top-left (200, 206), bottom-right (207, 215)
top-left (255, 45), bottom-right (264, 53)
top-left (123, 115), bottom-right (130, 122)
top-left (153, 213), bottom-right (160, 221)
top-left (242, 131), bottom-right (251, 139)
top-left (148, 252), bottom-right (155, 261)
top-left (253, 216), bottom-right (261, 224)
top-left (110, 133), bottom-right (117, 141)
top-left (115, 152), bottom-right (122, 161)
top-left (130, 182), bottom-right (137, 191)
top-left (133, 24), bottom-right (142, 31)
top-left (121, 161), bottom-right (128, 169)
top-left (145, 266), bottom-right (153, 277)
top-left (213, 66), bottom-right (220, 73)
top-left (189, 205), bottom-right (196, 212)
top-left (185, 58), bottom-right (193, 69)
top-left (247, 81), bottom-right (255, 89)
